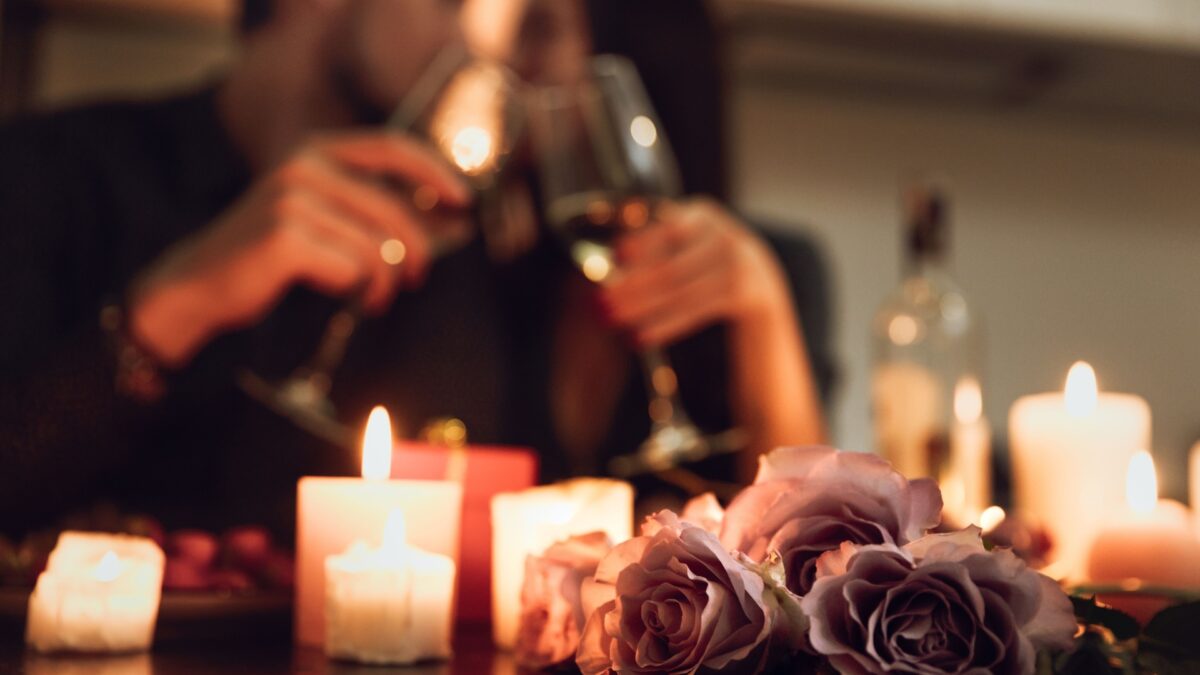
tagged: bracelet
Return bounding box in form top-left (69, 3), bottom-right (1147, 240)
top-left (99, 303), bottom-right (168, 403)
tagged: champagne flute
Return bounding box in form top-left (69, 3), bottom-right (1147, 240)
top-left (531, 55), bottom-right (722, 477)
top-left (238, 44), bottom-right (524, 446)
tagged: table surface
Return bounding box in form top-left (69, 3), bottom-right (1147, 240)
top-left (0, 624), bottom-right (518, 675)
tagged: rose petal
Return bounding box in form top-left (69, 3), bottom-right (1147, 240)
top-left (681, 492), bottom-right (725, 535)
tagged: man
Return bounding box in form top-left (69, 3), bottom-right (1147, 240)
top-left (0, 0), bottom-right (832, 538)
top-left (0, 0), bottom-right (486, 534)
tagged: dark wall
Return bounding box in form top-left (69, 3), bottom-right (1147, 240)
top-left (586, 0), bottom-right (729, 201)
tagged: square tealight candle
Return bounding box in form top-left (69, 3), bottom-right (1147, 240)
top-left (491, 478), bottom-right (633, 648)
top-left (296, 407), bottom-right (463, 646)
top-left (325, 509), bottom-right (456, 664)
top-left (26, 531), bottom-right (165, 653)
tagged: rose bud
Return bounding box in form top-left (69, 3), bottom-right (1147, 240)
top-left (163, 557), bottom-right (212, 591)
top-left (260, 551), bottom-right (295, 590)
top-left (167, 530), bottom-right (220, 569)
top-left (516, 532), bottom-right (612, 669)
top-left (221, 526), bottom-right (272, 573)
top-left (209, 568), bottom-right (255, 593)
top-left (0, 535), bottom-right (19, 584)
top-left (122, 515), bottom-right (165, 548)
top-left (18, 531), bottom-right (57, 584)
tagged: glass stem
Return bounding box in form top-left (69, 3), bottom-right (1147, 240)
top-left (639, 346), bottom-right (689, 429)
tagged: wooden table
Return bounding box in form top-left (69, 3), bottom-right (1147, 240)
top-left (1, 623), bottom-right (517, 674)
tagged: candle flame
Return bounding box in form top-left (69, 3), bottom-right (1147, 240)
top-left (979, 505), bottom-right (1006, 534)
top-left (381, 508), bottom-right (408, 555)
top-left (361, 406), bottom-right (393, 480)
top-left (1064, 361), bottom-right (1098, 417)
top-left (448, 125), bottom-right (494, 175)
top-left (1126, 450), bottom-right (1157, 516)
top-left (953, 376), bottom-right (983, 424)
top-left (94, 550), bottom-right (121, 583)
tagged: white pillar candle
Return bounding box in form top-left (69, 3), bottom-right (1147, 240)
top-left (26, 532), bottom-right (164, 653)
top-left (941, 376), bottom-right (992, 527)
top-left (325, 509), bottom-right (455, 664)
top-left (1009, 361), bottom-right (1150, 580)
top-left (490, 478), bottom-right (633, 649)
top-left (296, 407), bottom-right (462, 647)
top-left (1087, 451), bottom-right (1200, 623)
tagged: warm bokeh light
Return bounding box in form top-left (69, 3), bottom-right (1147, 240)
top-left (630, 115), bottom-right (658, 148)
top-left (581, 252), bottom-right (612, 282)
top-left (1064, 361), bottom-right (1098, 417)
top-left (361, 406), bottom-right (393, 480)
top-left (93, 550), bottom-right (121, 583)
top-left (381, 508), bottom-right (408, 556)
top-left (1125, 450), bottom-right (1157, 516)
top-left (887, 314), bottom-right (919, 346)
top-left (620, 200), bottom-right (650, 228)
top-left (953, 376), bottom-right (983, 424)
top-left (979, 505), bottom-right (1006, 533)
top-left (448, 126), bottom-right (494, 175)
top-left (380, 239), bottom-right (407, 266)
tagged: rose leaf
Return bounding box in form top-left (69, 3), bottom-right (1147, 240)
top-left (1069, 595), bottom-right (1140, 641)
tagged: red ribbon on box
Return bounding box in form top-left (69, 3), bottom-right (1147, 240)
top-left (390, 441), bottom-right (537, 621)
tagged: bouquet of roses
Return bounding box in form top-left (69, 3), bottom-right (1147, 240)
top-left (515, 446), bottom-right (1081, 674)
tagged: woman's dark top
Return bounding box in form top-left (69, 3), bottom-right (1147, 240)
top-left (0, 87), bottom-right (835, 538)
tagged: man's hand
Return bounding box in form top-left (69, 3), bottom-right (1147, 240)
top-left (127, 131), bottom-right (471, 367)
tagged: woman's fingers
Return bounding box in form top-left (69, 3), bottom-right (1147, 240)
top-left (632, 273), bottom-right (732, 347)
top-left (602, 228), bottom-right (725, 325)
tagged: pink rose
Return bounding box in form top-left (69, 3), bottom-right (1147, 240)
top-left (680, 492), bottom-right (724, 535)
top-left (801, 528), bottom-right (1077, 675)
top-left (517, 532), bottom-right (613, 669)
top-left (720, 446), bottom-right (942, 595)
top-left (576, 511), bottom-right (801, 675)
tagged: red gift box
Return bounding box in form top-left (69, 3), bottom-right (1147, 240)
top-left (390, 441), bottom-right (537, 622)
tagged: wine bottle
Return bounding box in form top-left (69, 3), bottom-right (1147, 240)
top-left (871, 181), bottom-right (990, 527)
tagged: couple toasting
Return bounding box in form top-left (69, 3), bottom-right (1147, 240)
top-left (0, 0), bottom-right (832, 537)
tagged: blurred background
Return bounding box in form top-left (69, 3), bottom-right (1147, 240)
top-left (1, 0), bottom-right (1197, 498)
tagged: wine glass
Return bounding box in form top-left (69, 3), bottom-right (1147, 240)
top-left (530, 55), bottom-right (728, 477)
top-left (238, 44), bottom-right (524, 445)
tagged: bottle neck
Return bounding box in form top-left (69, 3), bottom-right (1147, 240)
top-left (903, 247), bottom-right (945, 279)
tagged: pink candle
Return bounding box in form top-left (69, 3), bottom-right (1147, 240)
top-left (1087, 451), bottom-right (1200, 623)
top-left (390, 440), bottom-right (537, 621)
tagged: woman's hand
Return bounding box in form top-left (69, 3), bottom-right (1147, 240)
top-left (598, 198), bottom-right (790, 347)
top-left (127, 131), bottom-right (471, 367)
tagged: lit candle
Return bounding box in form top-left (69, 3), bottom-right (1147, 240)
top-left (1087, 451), bottom-right (1200, 623)
top-left (325, 509), bottom-right (455, 664)
top-left (26, 532), bottom-right (164, 653)
top-left (1009, 361), bottom-right (1150, 579)
top-left (296, 406), bottom-right (463, 646)
top-left (490, 479), bottom-right (633, 649)
top-left (941, 376), bottom-right (991, 527)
